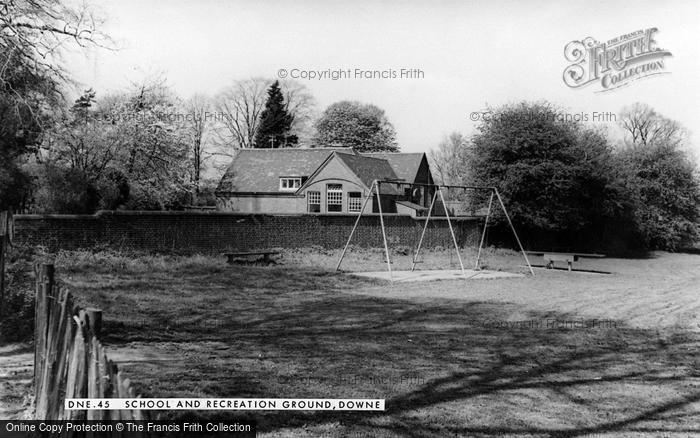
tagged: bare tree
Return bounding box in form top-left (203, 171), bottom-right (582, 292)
top-left (212, 78), bottom-right (317, 155)
top-left (212, 77), bottom-right (268, 151)
top-left (429, 132), bottom-right (471, 185)
top-left (184, 93), bottom-right (211, 199)
top-left (0, 0), bottom-right (110, 93)
top-left (619, 103), bottom-right (686, 149)
top-left (279, 79), bottom-right (316, 144)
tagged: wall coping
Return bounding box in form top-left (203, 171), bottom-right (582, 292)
top-left (14, 210), bottom-right (483, 221)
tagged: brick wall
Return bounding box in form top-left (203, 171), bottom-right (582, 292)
top-left (13, 211), bottom-right (483, 253)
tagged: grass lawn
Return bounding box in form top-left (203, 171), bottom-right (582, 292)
top-left (55, 249), bottom-right (699, 437)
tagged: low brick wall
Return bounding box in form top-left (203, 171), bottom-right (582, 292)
top-left (13, 211), bottom-right (483, 253)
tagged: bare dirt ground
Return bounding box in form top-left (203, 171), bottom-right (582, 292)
top-left (0, 343), bottom-right (33, 420)
top-left (48, 249), bottom-right (700, 436)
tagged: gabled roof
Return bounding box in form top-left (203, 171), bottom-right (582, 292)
top-left (216, 148), bottom-right (428, 195)
top-left (296, 152), bottom-right (400, 195)
top-left (364, 152), bottom-right (427, 183)
top-left (335, 153), bottom-right (399, 190)
top-left (216, 148), bottom-right (354, 193)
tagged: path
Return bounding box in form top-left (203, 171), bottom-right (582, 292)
top-left (0, 343), bottom-right (33, 419)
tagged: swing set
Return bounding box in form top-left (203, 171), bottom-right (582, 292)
top-left (335, 180), bottom-right (534, 282)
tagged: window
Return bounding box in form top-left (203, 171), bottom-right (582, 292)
top-left (348, 192), bottom-right (362, 212)
top-left (327, 184), bottom-right (343, 212)
top-left (279, 177), bottom-right (302, 191)
top-left (307, 191), bottom-right (321, 213)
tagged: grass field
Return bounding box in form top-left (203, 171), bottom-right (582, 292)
top-left (53, 248), bottom-right (699, 437)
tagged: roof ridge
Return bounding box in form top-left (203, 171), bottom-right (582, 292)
top-left (237, 147), bottom-right (353, 152)
top-left (364, 152), bottom-right (423, 155)
top-left (341, 153), bottom-right (392, 162)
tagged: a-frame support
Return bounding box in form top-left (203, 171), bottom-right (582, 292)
top-left (411, 189), bottom-right (438, 272)
top-left (411, 187), bottom-right (467, 280)
top-left (474, 191), bottom-right (494, 270)
top-left (336, 180), bottom-right (377, 272)
top-left (336, 183), bottom-right (534, 280)
top-left (336, 180), bottom-right (394, 282)
top-left (494, 188), bottom-right (534, 275)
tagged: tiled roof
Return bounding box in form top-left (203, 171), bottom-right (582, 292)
top-left (364, 152), bottom-right (426, 183)
top-left (335, 153), bottom-right (399, 191)
top-left (216, 148), bottom-right (424, 195)
top-left (216, 148), bottom-right (354, 193)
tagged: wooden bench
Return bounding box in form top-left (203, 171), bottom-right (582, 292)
top-left (525, 251), bottom-right (605, 271)
top-left (224, 251), bottom-right (280, 264)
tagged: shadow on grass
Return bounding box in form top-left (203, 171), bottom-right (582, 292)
top-left (68, 266), bottom-right (699, 437)
top-left (677, 246), bottom-right (700, 256)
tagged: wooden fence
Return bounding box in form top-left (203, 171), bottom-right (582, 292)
top-left (34, 263), bottom-right (149, 422)
top-left (0, 211), bottom-right (11, 317)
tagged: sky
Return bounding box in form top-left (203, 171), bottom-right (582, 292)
top-left (67, 0), bottom-right (700, 159)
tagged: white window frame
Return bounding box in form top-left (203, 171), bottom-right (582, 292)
top-left (326, 184), bottom-right (343, 212)
top-left (307, 191), bottom-right (321, 213)
top-left (348, 192), bottom-right (363, 213)
top-left (279, 177), bottom-right (302, 191)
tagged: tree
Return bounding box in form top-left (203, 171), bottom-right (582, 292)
top-left (616, 104), bottom-right (700, 250)
top-left (31, 164), bottom-right (99, 214)
top-left (0, 0), bottom-right (108, 85)
top-left (33, 88), bottom-right (127, 212)
top-left (47, 89), bottom-right (119, 178)
top-left (313, 101), bottom-right (399, 152)
top-left (212, 77), bottom-right (269, 150)
top-left (619, 103), bottom-right (686, 149)
top-left (37, 77), bottom-right (191, 212)
top-left (0, 0), bottom-right (108, 211)
top-left (113, 78), bottom-right (190, 209)
top-left (253, 81), bottom-right (296, 148)
top-left (429, 132), bottom-right (471, 185)
top-left (467, 102), bottom-right (622, 235)
top-left (212, 78), bottom-right (315, 153)
top-left (0, 53), bottom-right (50, 210)
top-left (279, 79), bottom-right (316, 145)
top-left (183, 94), bottom-right (212, 201)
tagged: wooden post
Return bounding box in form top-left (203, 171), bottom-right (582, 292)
top-left (375, 181), bottom-right (393, 283)
top-left (37, 281), bottom-right (63, 420)
top-left (85, 308), bottom-right (103, 339)
top-left (438, 188), bottom-right (467, 280)
top-left (411, 190), bottom-right (438, 272)
top-left (493, 188), bottom-right (534, 276)
top-left (0, 211), bottom-right (7, 317)
top-left (336, 181), bottom-right (376, 271)
top-left (34, 264), bottom-right (55, 395)
top-left (474, 191), bottom-right (494, 270)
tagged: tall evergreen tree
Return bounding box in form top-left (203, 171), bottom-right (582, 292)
top-left (254, 81), bottom-right (297, 148)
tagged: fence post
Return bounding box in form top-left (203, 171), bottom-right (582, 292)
top-left (31, 266), bottom-right (146, 423)
top-left (34, 263), bottom-right (55, 398)
top-left (85, 308), bottom-right (103, 339)
top-left (0, 211), bottom-right (7, 317)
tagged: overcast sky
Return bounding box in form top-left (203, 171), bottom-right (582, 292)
top-left (68, 0), bottom-right (700, 158)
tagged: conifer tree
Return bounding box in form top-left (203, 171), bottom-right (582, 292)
top-left (254, 81), bottom-right (297, 148)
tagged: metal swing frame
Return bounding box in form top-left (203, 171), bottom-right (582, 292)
top-left (335, 180), bottom-right (534, 282)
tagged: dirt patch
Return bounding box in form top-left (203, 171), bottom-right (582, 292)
top-left (348, 252), bottom-right (700, 332)
top-left (0, 343), bottom-right (33, 420)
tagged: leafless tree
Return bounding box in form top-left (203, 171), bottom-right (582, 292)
top-left (619, 103), bottom-right (686, 149)
top-left (184, 93), bottom-right (211, 199)
top-left (429, 132), bottom-right (471, 185)
top-left (212, 78), bottom-right (317, 155)
top-left (280, 79), bottom-right (317, 144)
top-left (212, 77), bottom-right (268, 151)
top-left (0, 0), bottom-right (110, 91)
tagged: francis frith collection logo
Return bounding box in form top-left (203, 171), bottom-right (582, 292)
top-left (563, 28), bottom-right (672, 92)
